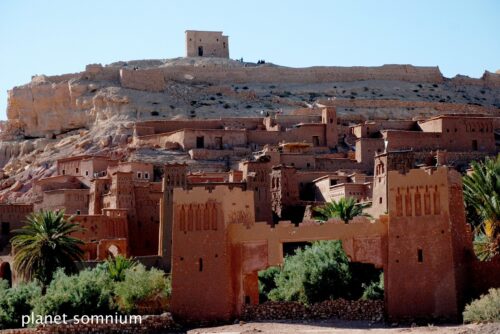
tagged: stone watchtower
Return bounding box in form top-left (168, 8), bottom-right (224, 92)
top-left (185, 30), bottom-right (229, 58)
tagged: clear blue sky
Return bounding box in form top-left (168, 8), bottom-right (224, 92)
top-left (0, 0), bottom-right (499, 120)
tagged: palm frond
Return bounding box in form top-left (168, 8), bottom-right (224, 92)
top-left (11, 210), bottom-right (84, 286)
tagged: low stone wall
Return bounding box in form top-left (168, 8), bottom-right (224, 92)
top-left (189, 147), bottom-right (251, 160)
top-left (30, 313), bottom-right (178, 334)
top-left (319, 98), bottom-right (499, 116)
top-left (242, 300), bottom-right (384, 322)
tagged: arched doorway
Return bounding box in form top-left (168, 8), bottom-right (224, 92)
top-left (0, 262), bottom-right (12, 287)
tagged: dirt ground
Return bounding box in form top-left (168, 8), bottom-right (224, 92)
top-left (187, 320), bottom-right (500, 334)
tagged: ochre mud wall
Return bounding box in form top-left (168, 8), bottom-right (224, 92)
top-left (321, 98), bottom-right (500, 115)
top-left (120, 64), bottom-right (444, 90)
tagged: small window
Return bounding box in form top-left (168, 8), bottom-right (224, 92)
top-left (417, 249), bottom-right (423, 263)
top-left (379, 197), bottom-right (382, 204)
top-left (215, 136), bottom-right (223, 150)
top-left (1, 222), bottom-right (10, 235)
top-left (137, 172), bottom-right (142, 179)
top-left (199, 258), bottom-right (203, 272)
top-left (245, 296), bottom-right (251, 304)
top-left (62, 169), bottom-right (66, 175)
top-left (144, 172), bottom-right (149, 179)
top-left (472, 140), bottom-right (478, 150)
top-left (85, 170), bottom-right (89, 176)
top-left (76, 210), bottom-right (81, 215)
top-left (76, 168), bottom-right (79, 173)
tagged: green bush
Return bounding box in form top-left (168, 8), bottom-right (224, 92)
top-left (32, 267), bottom-right (116, 318)
top-left (259, 241), bottom-right (383, 304)
top-left (268, 240), bottom-right (351, 304)
top-left (258, 266), bottom-right (280, 302)
top-left (114, 264), bottom-right (171, 313)
top-left (361, 273), bottom-right (384, 300)
top-left (0, 280), bottom-right (41, 329)
top-left (0, 259), bottom-right (172, 329)
top-left (463, 288), bottom-right (500, 323)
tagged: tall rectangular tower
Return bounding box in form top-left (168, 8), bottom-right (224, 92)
top-left (385, 167), bottom-right (472, 321)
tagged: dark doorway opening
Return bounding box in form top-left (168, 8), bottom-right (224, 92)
top-left (198, 46), bottom-right (204, 56)
top-left (312, 136), bottom-right (320, 147)
top-left (472, 140), bottom-right (478, 150)
top-left (0, 262), bottom-right (12, 287)
top-left (196, 136), bottom-right (205, 149)
top-left (283, 241), bottom-right (311, 257)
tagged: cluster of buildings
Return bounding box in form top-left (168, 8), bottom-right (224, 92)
top-left (0, 102), bottom-right (498, 322)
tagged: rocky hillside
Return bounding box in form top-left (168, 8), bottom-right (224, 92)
top-left (0, 57), bottom-right (499, 203)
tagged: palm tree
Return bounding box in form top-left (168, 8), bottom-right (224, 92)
top-left (463, 155), bottom-right (500, 260)
top-left (313, 197), bottom-right (371, 224)
top-left (11, 210), bottom-right (84, 286)
top-left (105, 255), bottom-right (137, 282)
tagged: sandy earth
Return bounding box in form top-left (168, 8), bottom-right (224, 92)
top-left (186, 320), bottom-right (500, 334)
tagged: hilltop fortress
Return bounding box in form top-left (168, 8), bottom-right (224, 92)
top-left (4, 31), bottom-right (500, 139)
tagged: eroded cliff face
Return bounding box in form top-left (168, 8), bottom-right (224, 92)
top-left (4, 59), bottom-right (500, 140)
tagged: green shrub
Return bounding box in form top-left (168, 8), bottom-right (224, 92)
top-left (0, 280), bottom-right (41, 329)
top-left (32, 267), bottom-right (115, 318)
top-left (104, 255), bottom-right (137, 282)
top-left (361, 273), bottom-right (384, 300)
top-left (258, 266), bottom-right (280, 302)
top-left (259, 241), bottom-right (383, 304)
top-left (268, 240), bottom-right (351, 304)
top-left (463, 288), bottom-right (500, 323)
top-left (0, 259), bottom-right (172, 329)
top-left (114, 264), bottom-right (171, 313)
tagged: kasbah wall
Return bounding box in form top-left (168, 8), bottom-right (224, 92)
top-left (119, 65), bottom-right (445, 91)
top-left (169, 167), bottom-right (500, 323)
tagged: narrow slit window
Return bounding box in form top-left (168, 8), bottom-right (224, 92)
top-left (417, 249), bottom-right (423, 263)
top-left (199, 258), bottom-right (203, 272)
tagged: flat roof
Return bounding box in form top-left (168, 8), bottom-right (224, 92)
top-left (185, 30), bottom-right (224, 34)
top-left (419, 113), bottom-right (494, 122)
